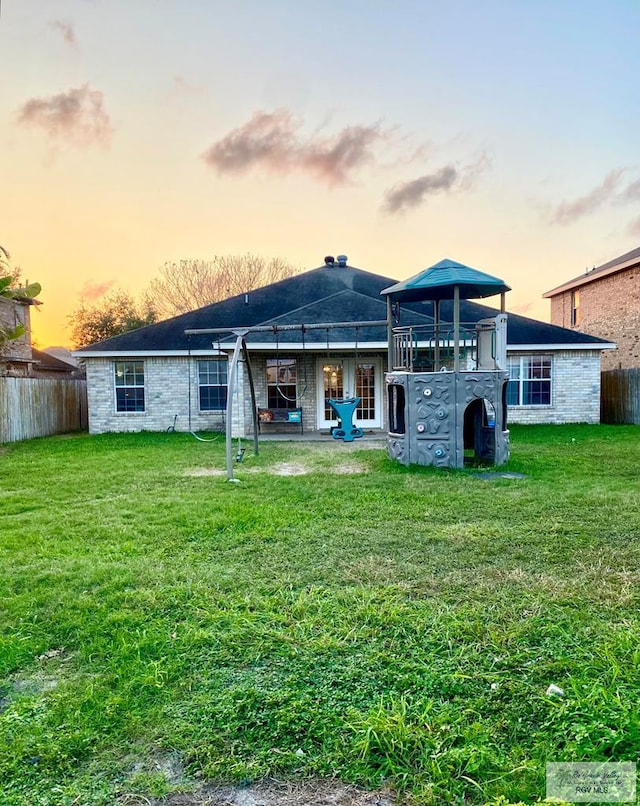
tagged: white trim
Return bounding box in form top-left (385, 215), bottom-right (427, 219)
top-left (506, 343), bottom-right (616, 351)
top-left (74, 349), bottom-right (228, 358)
top-left (241, 341), bottom-right (389, 351)
top-left (76, 341), bottom-right (616, 359)
top-left (507, 354), bottom-right (552, 407)
top-left (113, 359), bottom-right (145, 414)
top-left (196, 357), bottom-right (229, 413)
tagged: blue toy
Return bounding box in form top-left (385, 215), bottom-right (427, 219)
top-left (328, 397), bottom-right (364, 442)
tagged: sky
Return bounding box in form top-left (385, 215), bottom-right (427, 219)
top-left (1, 0), bottom-right (639, 348)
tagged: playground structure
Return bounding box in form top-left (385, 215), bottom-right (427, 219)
top-left (381, 259), bottom-right (511, 469)
top-left (185, 258), bottom-right (512, 477)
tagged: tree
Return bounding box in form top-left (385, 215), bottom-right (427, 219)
top-left (69, 289), bottom-right (158, 348)
top-left (0, 245), bottom-right (9, 276)
top-left (143, 253), bottom-right (300, 320)
top-left (0, 246), bottom-right (41, 349)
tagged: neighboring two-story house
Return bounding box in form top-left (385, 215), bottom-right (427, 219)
top-left (0, 295), bottom-right (37, 377)
top-left (543, 246), bottom-right (640, 370)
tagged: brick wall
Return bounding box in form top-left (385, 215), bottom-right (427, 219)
top-left (549, 267), bottom-right (640, 370)
top-left (86, 356), bottom-right (227, 435)
top-left (85, 353), bottom-right (326, 436)
top-left (85, 349), bottom-right (604, 434)
top-left (507, 350), bottom-right (602, 424)
top-left (85, 352), bottom-right (388, 436)
top-left (0, 297), bottom-right (32, 364)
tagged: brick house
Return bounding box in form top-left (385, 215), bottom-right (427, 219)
top-left (0, 295), bottom-right (38, 377)
top-left (31, 349), bottom-right (84, 380)
top-left (76, 257), bottom-right (615, 435)
top-left (543, 246), bottom-right (640, 370)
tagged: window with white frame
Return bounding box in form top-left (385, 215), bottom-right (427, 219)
top-left (570, 290), bottom-right (580, 327)
top-left (114, 361), bottom-right (145, 412)
top-left (266, 358), bottom-right (297, 409)
top-left (507, 355), bottom-right (552, 406)
top-left (198, 359), bottom-right (228, 411)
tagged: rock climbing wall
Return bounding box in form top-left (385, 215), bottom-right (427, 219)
top-left (386, 370), bottom-right (510, 469)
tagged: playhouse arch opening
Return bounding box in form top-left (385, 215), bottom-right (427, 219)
top-left (463, 398), bottom-right (497, 465)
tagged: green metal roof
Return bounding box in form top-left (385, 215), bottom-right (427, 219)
top-left (381, 258), bottom-right (511, 302)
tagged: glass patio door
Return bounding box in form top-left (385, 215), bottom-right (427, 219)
top-left (317, 359), bottom-right (381, 429)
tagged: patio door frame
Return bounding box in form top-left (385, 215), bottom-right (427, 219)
top-left (316, 356), bottom-right (383, 430)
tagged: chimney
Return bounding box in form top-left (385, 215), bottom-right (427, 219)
top-left (337, 254), bottom-right (348, 267)
top-left (324, 255), bottom-right (335, 266)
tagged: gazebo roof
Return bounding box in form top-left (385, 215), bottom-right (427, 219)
top-left (381, 258), bottom-right (511, 302)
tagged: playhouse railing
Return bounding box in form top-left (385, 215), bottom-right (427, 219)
top-left (392, 320), bottom-right (499, 372)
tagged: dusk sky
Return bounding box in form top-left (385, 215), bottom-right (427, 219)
top-left (2, 0), bottom-right (639, 347)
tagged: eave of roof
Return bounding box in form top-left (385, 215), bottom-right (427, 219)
top-left (32, 348), bottom-right (78, 372)
top-left (543, 245), bottom-right (640, 297)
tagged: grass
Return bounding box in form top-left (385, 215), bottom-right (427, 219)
top-left (0, 424), bottom-right (639, 805)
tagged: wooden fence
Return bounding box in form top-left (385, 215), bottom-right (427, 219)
top-left (601, 368), bottom-right (640, 424)
top-left (0, 377), bottom-right (88, 443)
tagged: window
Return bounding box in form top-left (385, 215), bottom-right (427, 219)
top-left (507, 355), bottom-right (552, 406)
top-left (356, 363), bottom-right (376, 420)
top-left (198, 359), bottom-right (228, 411)
top-left (571, 290), bottom-right (580, 327)
top-left (266, 358), bottom-right (297, 409)
top-left (114, 361), bottom-right (145, 412)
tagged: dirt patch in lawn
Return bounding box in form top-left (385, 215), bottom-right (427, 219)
top-left (184, 462), bottom-right (365, 478)
top-left (332, 462), bottom-right (364, 474)
top-left (271, 462), bottom-right (309, 476)
top-left (184, 468), bottom-right (228, 476)
top-left (145, 779), bottom-right (396, 806)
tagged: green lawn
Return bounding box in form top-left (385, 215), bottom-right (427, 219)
top-left (0, 425), bottom-right (639, 805)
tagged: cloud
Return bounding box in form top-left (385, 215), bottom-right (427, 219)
top-left (17, 84), bottom-right (113, 148)
top-left (511, 302), bottom-right (534, 316)
top-left (80, 280), bottom-right (114, 301)
top-left (627, 216), bottom-right (640, 237)
top-left (50, 19), bottom-right (77, 47)
top-left (619, 177), bottom-right (640, 202)
top-left (172, 75), bottom-right (204, 94)
top-left (382, 166), bottom-right (458, 214)
top-left (457, 151), bottom-right (492, 191)
top-left (201, 109), bottom-right (385, 186)
top-left (551, 170), bottom-right (625, 225)
top-left (301, 124), bottom-right (383, 185)
top-left (202, 109), bottom-right (297, 175)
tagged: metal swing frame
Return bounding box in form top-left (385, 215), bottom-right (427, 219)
top-left (184, 318), bottom-right (388, 481)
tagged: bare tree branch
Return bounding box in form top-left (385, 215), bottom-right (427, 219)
top-left (144, 254), bottom-right (300, 319)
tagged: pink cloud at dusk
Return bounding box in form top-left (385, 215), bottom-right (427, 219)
top-left (382, 166), bottom-right (458, 214)
top-left (201, 109), bottom-right (386, 186)
top-left (551, 170), bottom-right (625, 225)
top-left (17, 84), bottom-right (113, 148)
top-left (50, 19), bottom-right (77, 48)
top-left (80, 280), bottom-right (115, 301)
top-left (627, 216), bottom-right (640, 237)
top-left (619, 177), bottom-right (640, 202)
